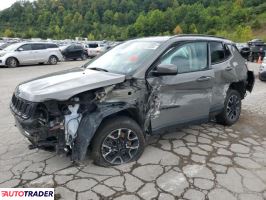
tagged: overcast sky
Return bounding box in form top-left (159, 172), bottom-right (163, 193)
top-left (0, 0), bottom-right (35, 11)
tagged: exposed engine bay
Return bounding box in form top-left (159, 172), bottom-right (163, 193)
top-left (11, 78), bottom-right (154, 161)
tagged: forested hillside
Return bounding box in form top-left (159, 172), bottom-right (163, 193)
top-left (0, 0), bottom-right (265, 41)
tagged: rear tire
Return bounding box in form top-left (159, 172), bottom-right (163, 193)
top-left (216, 89), bottom-right (242, 126)
top-left (48, 56), bottom-right (58, 65)
top-left (6, 57), bottom-right (18, 68)
top-left (91, 116), bottom-right (145, 166)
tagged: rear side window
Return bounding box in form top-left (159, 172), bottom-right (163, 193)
top-left (32, 43), bottom-right (46, 50)
top-left (46, 43), bottom-right (58, 48)
top-left (210, 42), bottom-right (231, 64)
top-left (224, 44), bottom-right (231, 59)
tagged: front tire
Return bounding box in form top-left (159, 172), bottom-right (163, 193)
top-left (6, 57), bottom-right (18, 68)
top-left (48, 56), bottom-right (58, 65)
top-left (91, 116), bottom-right (145, 166)
top-left (81, 54), bottom-right (87, 60)
top-left (216, 89), bottom-right (242, 126)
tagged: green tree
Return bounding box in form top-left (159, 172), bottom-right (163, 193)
top-left (0, 0), bottom-right (264, 40)
top-left (3, 29), bottom-right (14, 37)
top-left (87, 33), bottom-right (95, 40)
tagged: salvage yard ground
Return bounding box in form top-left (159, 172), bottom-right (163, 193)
top-left (0, 61), bottom-right (266, 200)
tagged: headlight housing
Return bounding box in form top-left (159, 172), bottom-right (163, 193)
top-left (0, 53), bottom-right (6, 57)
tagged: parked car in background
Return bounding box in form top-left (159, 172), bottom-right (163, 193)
top-left (11, 35), bottom-right (254, 166)
top-left (61, 44), bottom-right (87, 60)
top-left (236, 43), bottom-right (250, 60)
top-left (86, 42), bottom-right (111, 58)
top-left (259, 57), bottom-right (266, 81)
top-left (86, 43), bottom-right (100, 58)
top-left (0, 42), bottom-right (63, 68)
top-left (0, 41), bottom-right (17, 50)
top-left (247, 39), bottom-right (266, 62)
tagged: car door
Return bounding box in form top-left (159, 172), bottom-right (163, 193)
top-left (209, 42), bottom-right (238, 112)
top-left (147, 41), bottom-right (215, 130)
top-left (74, 45), bottom-right (83, 58)
top-left (15, 44), bottom-right (33, 64)
top-left (65, 45), bottom-right (75, 58)
top-left (31, 43), bottom-right (47, 63)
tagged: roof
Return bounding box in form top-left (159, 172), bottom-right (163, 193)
top-left (131, 34), bottom-right (233, 44)
top-left (131, 36), bottom-right (172, 43)
top-left (173, 34), bottom-right (233, 43)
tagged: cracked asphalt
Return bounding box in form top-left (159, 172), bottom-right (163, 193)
top-left (0, 61), bottom-right (266, 200)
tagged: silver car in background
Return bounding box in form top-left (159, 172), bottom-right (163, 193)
top-left (86, 42), bottom-right (110, 58)
top-left (0, 42), bottom-right (63, 68)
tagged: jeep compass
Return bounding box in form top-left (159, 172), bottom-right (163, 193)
top-left (10, 35), bottom-right (255, 166)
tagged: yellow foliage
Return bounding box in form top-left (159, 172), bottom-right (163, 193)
top-left (173, 25), bottom-right (183, 35)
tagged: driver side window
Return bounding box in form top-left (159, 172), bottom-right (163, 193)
top-left (19, 44), bottom-right (32, 51)
top-left (159, 42), bottom-right (208, 74)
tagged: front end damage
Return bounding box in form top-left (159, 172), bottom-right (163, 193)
top-left (10, 79), bottom-right (153, 161)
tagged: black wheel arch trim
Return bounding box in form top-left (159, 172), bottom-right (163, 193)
top-left (6, 56), bottom-right (20, 66)
top-left (246, 70), bottom-right (255, 92)
top-left (49, 55), bottom-right (59, 60)
top-left (71, 103), bottom-right (143, 161)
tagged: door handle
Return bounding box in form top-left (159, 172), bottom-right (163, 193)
top-left (196, 76), bottom-right (211, 82)
top-left (225, 66), bottom-right (233, 71)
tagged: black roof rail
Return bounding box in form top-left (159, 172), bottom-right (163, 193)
top-left (173, 34), bottom-right (227, 40)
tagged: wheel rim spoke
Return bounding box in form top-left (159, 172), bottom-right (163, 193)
top-left (102, 146), bottom-right (112, 158)
top-left (127, 130), bottom-right (138, 141)
top-left (101, 128), bottom-right (140, 165)
top-left (226, 94), bottom-right (240, 121)
top-left (111, 156), bottom-right (123, 164)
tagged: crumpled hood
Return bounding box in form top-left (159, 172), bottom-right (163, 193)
top-left (17, 68), bottom-right (125, 102)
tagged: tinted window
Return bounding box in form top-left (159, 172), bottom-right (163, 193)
top-left (210, 42), bottom-right (231, 64)
top-left (19, 44), bottom-right (32, 51)
top-left (46, 43), bottom-right (58, 48)
top-left (88, 44), bottom-right (98, 48)
top-left (66, 45), bottom-right (74, 50)
top-left (224, 44), bottom-right (231, 59)
top-left (159, 42), bottom-right (208, 73)
top-left (32, 43), bottom-right (46, 50)
top-left (74, 45), bottom-right (83, 50)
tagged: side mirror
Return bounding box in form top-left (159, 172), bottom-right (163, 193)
top-left (152, 64), bottom-right (178, 76)
top-left (17, 48), bottom-right (23, 51)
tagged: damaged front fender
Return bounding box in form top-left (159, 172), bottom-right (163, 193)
top-left (72, 103), bottom-right (139, 161)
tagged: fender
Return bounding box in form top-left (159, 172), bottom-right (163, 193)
top-left (71, 102), bottom-right (137, 161)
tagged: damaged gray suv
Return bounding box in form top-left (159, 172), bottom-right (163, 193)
top-left (10, 35), bottom-right (255, 166)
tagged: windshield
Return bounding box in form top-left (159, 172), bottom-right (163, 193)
top-left (3, 43), bottom-right (21, 51)
top-left (85, 41), bottom-right (160, 75)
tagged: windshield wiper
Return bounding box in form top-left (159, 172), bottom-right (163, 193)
top-left (90, 67), bottom-right (109, 72)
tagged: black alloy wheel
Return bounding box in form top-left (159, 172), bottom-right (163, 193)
top-left (91, 116), bottom-right (145, 166)
top-left (101, 128), bottom-right (140, 165)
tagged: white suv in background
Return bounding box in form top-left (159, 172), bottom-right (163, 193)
top-left (86, 43), bottom-right (110, 58)
top-left (0, 42), bottom-right (63, 68)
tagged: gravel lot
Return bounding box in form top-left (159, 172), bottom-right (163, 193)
top-left (0, 61), bottom-right (266, 200)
